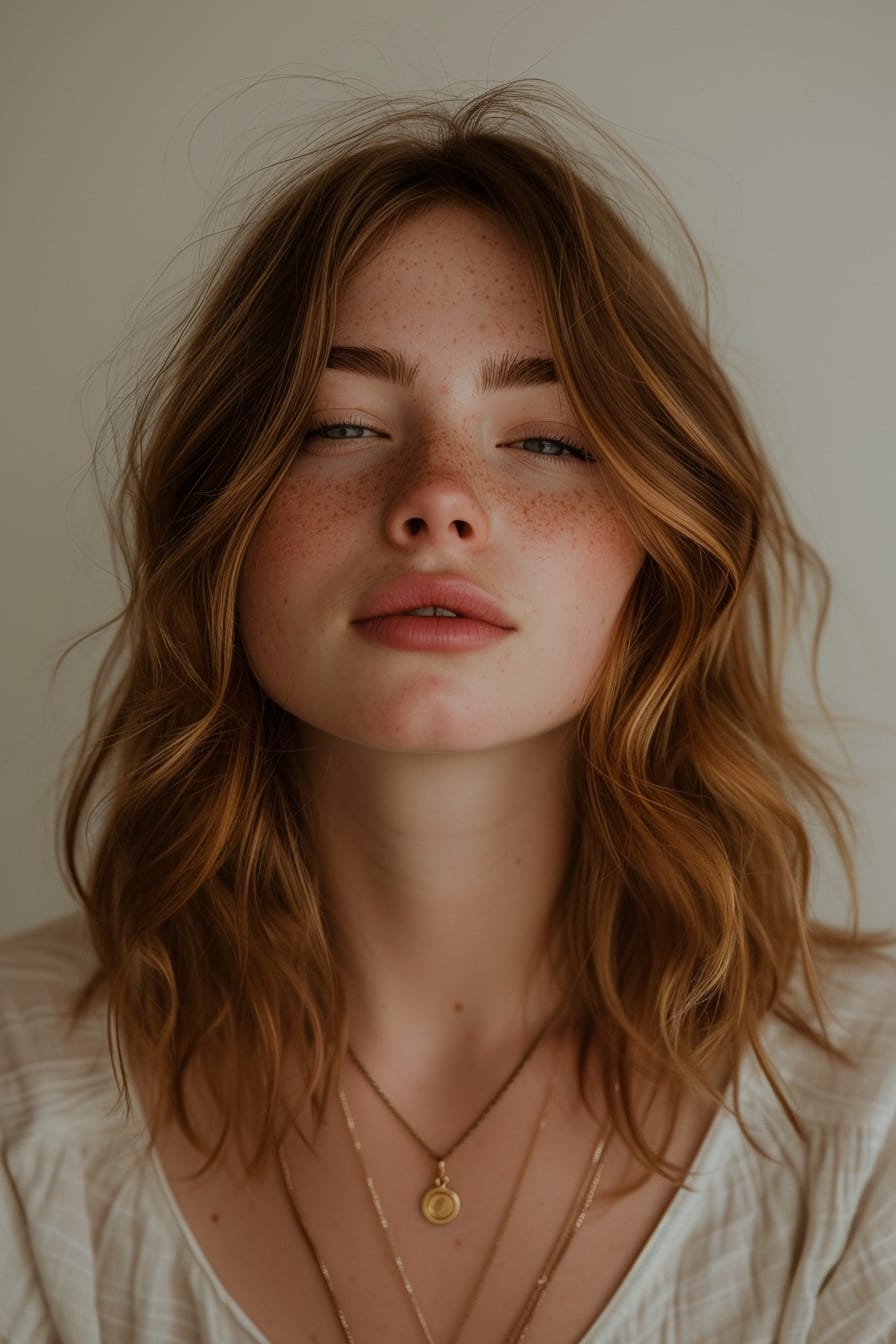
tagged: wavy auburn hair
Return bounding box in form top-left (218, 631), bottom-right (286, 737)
top-left (61, 78), bottom-right (893, 1182)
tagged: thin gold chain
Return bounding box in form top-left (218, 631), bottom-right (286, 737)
top-left (502, 1122), bottom-right (612, 1344)
top-left (339, 1055), bottom-right (560, 1344)
top-left (449, 1059), bottom-right (558, 1344)
top-left (275, 1141), bottom-right (357, 1344)
top-left (347, 1012), bottom-right (556, 1163)
top-left (276, 1068), bottom-right (614, 1344)
top-left (339, 1083), bottom-right (435, 1343)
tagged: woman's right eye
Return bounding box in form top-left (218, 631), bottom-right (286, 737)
top-left (304, 419), bottom-right (375, 439)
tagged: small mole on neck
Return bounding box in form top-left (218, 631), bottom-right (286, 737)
top-left (453, 1001), bottom-right (464, 1013)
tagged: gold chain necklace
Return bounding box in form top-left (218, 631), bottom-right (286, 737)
top-left (276, 1066), bottom-right (613, 1344)
top-left (275, 1141), bottom-right (358, 1343)
top-left (338, 1064), bottom-right (557, 1344)
top-left (502, 1122), bottom-right (611, 1343)
top-left (347, 1014), bottom-right (555, 1225)
top-left (276, 1095), bottom-right (544, 1344)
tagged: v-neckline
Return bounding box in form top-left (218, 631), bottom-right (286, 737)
top-left (132, 1041), bottom-right (755, 1344)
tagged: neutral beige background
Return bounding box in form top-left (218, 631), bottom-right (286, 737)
top-left (2, 0), bottom-right (893, 939)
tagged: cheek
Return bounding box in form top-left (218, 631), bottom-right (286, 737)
top-left (239, 473), bottom-right (366, 620)
top-left (245, 480), bottom-right (341, 578)
top-left (581, 506), bottom-right (645, 610)
top-left (526, 488), bottom-right (644, 622)
top-left (237, 486), bottom-right (330, 668)
top-left (549, 508), bottom-right (642, 701)
top-left (563, 510), bottom-right (643, 703)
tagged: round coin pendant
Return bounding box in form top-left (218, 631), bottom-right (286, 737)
top-left (420, 1161), bottom-right (461, 1225)
top-left (421, 1182), bottom-right (461, 1225)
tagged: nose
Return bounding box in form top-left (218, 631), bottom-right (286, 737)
top-left (382, 445), bottom-right (489, 549)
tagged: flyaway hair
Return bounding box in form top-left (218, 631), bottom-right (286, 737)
top-left (58, 77), bottom-right (895, 1182)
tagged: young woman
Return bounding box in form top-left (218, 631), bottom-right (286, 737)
top-left (1, 80), bottom-right (894, 1344)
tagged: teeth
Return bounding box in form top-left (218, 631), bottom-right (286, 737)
top-left (406, 606), bottom-right (459, 617)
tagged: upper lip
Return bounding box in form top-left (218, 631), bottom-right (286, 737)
top-left (352, 573), bottom-right (514, 628)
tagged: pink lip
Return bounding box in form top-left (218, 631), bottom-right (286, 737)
top-left (351, 574), bottom-right (514, 628)
top-left (353, 613), bottom-right (510, 653)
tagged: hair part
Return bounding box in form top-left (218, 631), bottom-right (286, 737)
top-left (59, 77), bottom-right (895, 1184)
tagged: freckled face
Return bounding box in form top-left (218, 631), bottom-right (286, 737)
top-left (237, 202), bottom-right (644, 752)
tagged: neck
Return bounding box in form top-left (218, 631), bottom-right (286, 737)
top-left (298, 725), bottom-right (576, 1069)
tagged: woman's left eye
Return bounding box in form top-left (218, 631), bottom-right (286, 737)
top-left (518, 435), bottom-right (593, 464)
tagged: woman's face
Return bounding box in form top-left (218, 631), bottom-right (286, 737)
top-left (238, 202), bottom-right (644, 753)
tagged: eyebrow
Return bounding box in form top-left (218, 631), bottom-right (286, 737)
top-left (325, 344), bottom-right (558, 396)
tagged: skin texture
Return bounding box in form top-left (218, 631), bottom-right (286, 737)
top-left (240, 203), bottom-right (642, 755)
top-left (153, 203), bottom-right (728, 1344)
top-left (237, 201), bottom-right (644, 1065)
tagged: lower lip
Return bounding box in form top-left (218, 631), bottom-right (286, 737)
top-left (352, 614), bottom-right (512, 651)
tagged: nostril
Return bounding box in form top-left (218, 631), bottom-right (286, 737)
top-left (401, 516), bottom-right (473, 538)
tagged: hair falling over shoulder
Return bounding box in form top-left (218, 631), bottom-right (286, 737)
top-left (58, 77), bottom-right (895, 1181)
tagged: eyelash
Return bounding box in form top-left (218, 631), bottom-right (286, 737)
top-left (302, 416), bottom-right (595, 466)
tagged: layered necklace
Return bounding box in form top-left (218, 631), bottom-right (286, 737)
top-left (276, 1022), bottom-right (614, 1343)
top-left (347, 1015), bottom-right (555, 1226)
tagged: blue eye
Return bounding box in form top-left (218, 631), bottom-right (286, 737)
top-left (519, 435), bottom-right (593, 464)
top-left (305, 418), bottom-right (372, 439)
top-left (302, 419), bottom-right (596, 465)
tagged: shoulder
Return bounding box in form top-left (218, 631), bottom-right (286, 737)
top-left (0, 907), bottom-right (101, 1034)
top-left (0, 917), bottom-right (229, 1343)
top-left (0, 910), bottom-right (121, 1143)
top-left (757, 941), bottom-right (896, 1131)
top-left (0, 907), bottom-right (97, 990)
top-left (644, 947), bottom-right (896, 1340)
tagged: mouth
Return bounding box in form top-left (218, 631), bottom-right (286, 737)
top-left (352, 607), bottom-right (511, 652)
top-left (352, 574), bottom-right (514, 629)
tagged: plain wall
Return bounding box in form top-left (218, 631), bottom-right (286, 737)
top-left (2, 0), bottom-right (894, 938)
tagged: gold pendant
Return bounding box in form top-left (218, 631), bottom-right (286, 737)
top-left (420, 1160), bottom-right (461, 1225)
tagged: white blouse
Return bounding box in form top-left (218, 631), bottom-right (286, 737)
top-left (1, 911), bottom-right (894, 1344)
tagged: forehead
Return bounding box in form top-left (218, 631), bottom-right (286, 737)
top-left (332, 202), bottom-right (550, 347)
